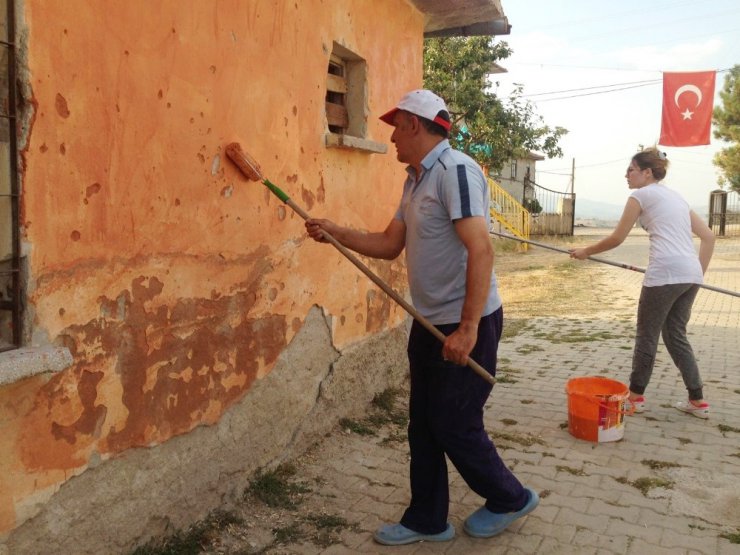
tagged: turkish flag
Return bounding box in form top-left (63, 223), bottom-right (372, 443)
top-left (659, 71), bottom-right (716, 146)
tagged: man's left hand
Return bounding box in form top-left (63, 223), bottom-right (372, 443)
top-left (442, 324), bottom-right (478, 366)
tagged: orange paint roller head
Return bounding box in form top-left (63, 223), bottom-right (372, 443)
top-left (225, 142), bottom-right (263, 181)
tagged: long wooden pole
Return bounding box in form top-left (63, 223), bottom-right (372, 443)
top-left (491, 231), bottom-right (740, 299)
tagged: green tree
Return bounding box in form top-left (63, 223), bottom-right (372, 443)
top-left (712, 65), bottom-right (740, 193)
top-left (423, 36), bottom-right (567, 172)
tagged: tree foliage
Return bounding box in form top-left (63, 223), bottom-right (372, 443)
top-left (423, 36), bottom-right (567, 172)
top-left (712, 65), bottom-right (740, 193)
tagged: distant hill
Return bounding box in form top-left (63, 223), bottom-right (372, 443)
top-left (575, 198), bottom-right (624, 224)
top-left (574, 197), bottom-right (710, 225)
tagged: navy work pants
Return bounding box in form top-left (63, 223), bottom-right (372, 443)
top-left (399, 307), bottom-right (528, 534)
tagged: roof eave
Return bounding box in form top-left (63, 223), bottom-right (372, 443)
top-left (423, 17), bottom-right (511, 38)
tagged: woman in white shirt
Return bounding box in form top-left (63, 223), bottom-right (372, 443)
top-left (570, 147), bottom-right (715, 418)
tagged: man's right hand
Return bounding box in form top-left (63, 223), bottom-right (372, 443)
top-left (305, 218), bottom-right (339, 243)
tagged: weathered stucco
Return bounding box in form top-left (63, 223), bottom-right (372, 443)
top-left (1, 0), bottom-right (424, 547)
top-left (5, 307), bottom-right (409, 554)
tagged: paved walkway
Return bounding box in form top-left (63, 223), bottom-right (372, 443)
top-left (226, 232), bottom-right (740, 554)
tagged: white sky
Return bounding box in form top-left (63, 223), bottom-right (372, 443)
top-left (493, 0), bottom-right (740, 209)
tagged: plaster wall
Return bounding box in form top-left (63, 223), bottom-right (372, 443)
top-left (0, 0), bottom-right (424, 546)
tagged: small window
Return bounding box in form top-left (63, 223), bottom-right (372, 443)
top-left (510, 160), bottom-right (518, 179)
top-left (324, 42), bottom-right (385, 154)
top-left (326, 55), bottom-right (348, 134)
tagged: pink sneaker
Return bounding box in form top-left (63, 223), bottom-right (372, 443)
top-left (674, 400), bottom-right (709, 419)
top-left (628, 396), bottom-right (645, 414)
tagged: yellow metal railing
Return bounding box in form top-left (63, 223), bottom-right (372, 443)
top-left (488, 177), bottom-right (530, 250)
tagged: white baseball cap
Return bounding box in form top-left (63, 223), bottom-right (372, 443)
top-left (379, 89), bottom-right (451, 130)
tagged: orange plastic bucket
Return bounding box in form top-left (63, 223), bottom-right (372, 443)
top-left (565, 377), bottom-right (630, 442)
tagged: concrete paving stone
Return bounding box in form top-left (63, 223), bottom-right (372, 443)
top-left (518, 463), bottom-right (561, 481)
top-left (605, 517), bottom-right (666, 544)
top-left (592, 533), bottom-right (633, 554)
top-left (364, 468), bottom-right (407, 486)
top-left (457, 487), bottom-right (487, 507)
top-left (527, 503), bottom-right (559, 524)
top-left (587, 497), bottom-right (641, 523)
top-left (525, 520), bottom-right (577, 543)
top-left (566, 480), bottom-right (624, 505)
top-left (718, 538), bottom-right (740, 555)
top-left (447, 505), bottom-right (472, 523)
top-left (361, 483), bottom-right (401, 504)
top-left (590, 529), bottom-right (633, 553)
top-left (459, 536), bottom-right (504, 555)
top-left (640, 509), bottom-right (725, 538)
top-left (553, 508), bottom-right (611, 533)
top-left (351, 496), bottom-right (405, 518)
top-left (539, 490), bottom-right (591, 513)
top-left (582, 460), bottom-right (638, 478)
top-left (405, 542), bottom-right (455, 554)
top-left (352, 536), bottom-right (409, 553)
top-left (659, 530), bottom-right (720, 554)
top-left (338, 510), bottom-right (374, 530)
top-left (506, 531), bottom-right (544, 552)
top-left (616, 489), bottom-right (673, 512)
top-left (506, 449), bottom-right (545, 466)
top-left (435, 537), bottom-right (498, 555)
top-left (572, 527), bottom-right (628, 552)
top-left (523, 478), bottom-right (565, 500)
top-left (627, 537), bottom-right (687, 555)
top-left (321, 541), bottom-right (363, 554)
top-left (539, 452), bottom-right (591, 468)
top-left (536, 538), bottom-right (581, 554)
top-left (551, 472), bottom-right (605, 491)
top-left (357, 512), bottom-right (385, 533)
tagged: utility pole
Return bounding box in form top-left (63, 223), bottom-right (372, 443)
top-left (571, 158), bottom-right (575, 194)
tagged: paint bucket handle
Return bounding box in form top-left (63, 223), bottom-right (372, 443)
top-left (567, 390), bottom-right (635, 416)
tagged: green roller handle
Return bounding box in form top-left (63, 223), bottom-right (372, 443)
top-left (263, 178), bottom-right (290, 203)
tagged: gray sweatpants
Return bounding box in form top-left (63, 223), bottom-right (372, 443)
top-left (629, 283), bottom-right (704, 401)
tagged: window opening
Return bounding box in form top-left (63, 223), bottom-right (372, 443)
top-left (326, 55), bottom-right (348, 134)
top-left (0, 0), bottom-right (21, 352)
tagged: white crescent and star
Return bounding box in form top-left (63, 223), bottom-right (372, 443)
top-left (674, 84), bottom-right (703, 121)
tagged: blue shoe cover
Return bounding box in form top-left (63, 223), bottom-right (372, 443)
top-left (464, 487), bottom-right (540, 538)
top-left (373, 522), bottom-right (455, 545)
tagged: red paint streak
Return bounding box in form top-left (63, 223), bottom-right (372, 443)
top-left (300, 186), bottom-right (315, 210)
top-left (85, 182), bottom-right (102, 198)
top-left (55, 93), bottom-right (70, 118)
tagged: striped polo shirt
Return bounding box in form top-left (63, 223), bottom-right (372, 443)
top-left (394, 140), bottom-right (502, 324)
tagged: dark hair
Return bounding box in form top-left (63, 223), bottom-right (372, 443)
top-left (402, 111), bottom-right (449, 139)
top-left (632, 147), bottom-right (669, 180)
top-left (419, 116), bottom-right (449, 138)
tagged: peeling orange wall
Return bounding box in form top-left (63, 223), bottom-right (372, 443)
top-left (0, 0), bottom-right (423, 534)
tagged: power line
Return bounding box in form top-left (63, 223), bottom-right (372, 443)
top-left (537, 170), bottom-right (571, 176)
top-left (512, 62), bottom-right (657, 72)
top-left (519, 68), bottom-right (731, 103)
top-left (523, 78), bottom-right (661, 98)
top-left (535, 82), bottom-right (661, 102)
